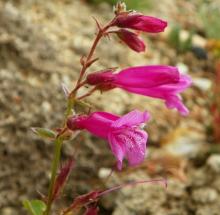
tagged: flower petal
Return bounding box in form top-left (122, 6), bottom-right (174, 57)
top-left (108, 128), bottom-right (148, 170)
top-left (165, 95), bottom-right (189, 116)
top-left (77, 112), bottom-right (119, 139)
top-left (116, 74), bottom-right (192, 115)
top-left (114, 65), bottom-right (180, 88)
top-left (108, 133), bottom-right (125, 170)
top-left (112, 110), bottom-right (150, 128)
top-left (151, 74), bottom-right (192, 93)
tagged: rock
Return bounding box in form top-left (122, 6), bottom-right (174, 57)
top-left (179, 30), bottom-right (206, 48)
top-left (98, 168), bottom-right (112, 179)
top-left (162, 127), bottom-right (206, 158)
top-left (195, 205), bottom-right (220, 215)
top-left (176, 62), bottom-right (189, 74)
top-left (191, 34), bottom-right (206, 48)
top-left (192, 188), bottom-right (218, 203)
top-left (190, 168), bottom-right (210, 187)
top-left (193, 78), bottom-right (212, 92)
top-left (0, 207), bottom-right (18, 215)
top-left (191, 46), bottom-right (208, 60)
top-left (213, 177), bottom-right (220, 193)
top-left (166, 179), bottom-right (186, 198)
top-left (206, 155), bottom-right (220, 173)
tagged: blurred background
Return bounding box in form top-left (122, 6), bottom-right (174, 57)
top-left (0, 0), bottom-right (220, 214)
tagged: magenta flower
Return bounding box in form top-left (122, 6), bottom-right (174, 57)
top-left (86, 66), bottom-right (192, 115)
top-left (116, 29), bottom-right (146, 52)
top-left (114, 13), bottom-right (167, 33)
top-left (67, 110), bottom-right (150, 170)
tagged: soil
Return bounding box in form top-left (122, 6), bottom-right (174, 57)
top-left (0, 0), bottom-right (220, 215)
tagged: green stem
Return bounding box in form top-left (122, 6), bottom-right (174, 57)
top-left (65, 98), bottom-right (75, 120)
top-left (44, 138), bottom-right (63, 215)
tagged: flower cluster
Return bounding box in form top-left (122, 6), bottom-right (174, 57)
top-left (111, 5), bottom-right (167, 52)
top-left (28, 2), bottom-right (192, 215)
top-left (67, 4), bottom-right (192, 171)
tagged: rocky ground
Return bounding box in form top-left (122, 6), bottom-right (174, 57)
top-left (0, 0), bottom-right (220, 214)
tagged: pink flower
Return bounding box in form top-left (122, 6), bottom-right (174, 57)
top-left (67, 110), bottom-right (150, 170)
top-left (86, 66), bottom-right (192, 115)
top-left (116, 29), bottom-right (146, 52)
top-left (114, 13), bottom-right (167, 33)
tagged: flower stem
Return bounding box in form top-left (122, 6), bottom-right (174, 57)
top-left (44, 137), bottom-right (63, 215)
top-left (75, 30), bottom-right (103, 87)
top-left (65, 98), bottom-right (75, 120)
top-left (77, 87), bottom-right (97, 100)
top-left (73, 19), bottom-right (115, 92)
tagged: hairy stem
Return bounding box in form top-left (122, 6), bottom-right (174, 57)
top-left (75, 30), bottom-right (103, 88)
top-left (77, 87), bottom-right (97, 100)
top-left (72, 19), bottom-right (115, 94)
top-left (44, 138), bottom-right (63, 215)
top-left (65, 98), bottom-right (75, 120)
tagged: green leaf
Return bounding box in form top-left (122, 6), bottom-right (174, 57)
top-left (31, 127), bottom-right (56, 139)
top-left (23, 200), bottom-right (46, 215)
top-left (168, 25), bottom-right (181, 51)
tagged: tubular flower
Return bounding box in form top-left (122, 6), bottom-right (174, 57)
top-left (116, 29), bottom-right (146, 52)
top-left (86, 66), bottom-right (192, 115)
top-left (113, 13), bottom-right (167, 33)
top-left (67, 110), bottom-right (150, 170)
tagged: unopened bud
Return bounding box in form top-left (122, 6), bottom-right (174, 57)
top-left (116, 29), bottom-right (146, 52)
top-left (67, 115), bottom-right (87, 131)
top-left (86, 70), bottom-right (116, 85)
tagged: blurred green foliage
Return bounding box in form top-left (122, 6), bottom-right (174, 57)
top-left (199, 3), bottom-right (220, 39)
top-left (88, 0), bottom-right (152, 10)
top-left (168, 25), bottom-right (193, 53)
top-left (23, 200), bottom-right (46, 215)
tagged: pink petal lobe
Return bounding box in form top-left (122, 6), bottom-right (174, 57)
top-left (108, 133), bottom-right (125, 170)
top-left (108, 128), bottom-right (148, 169)
top-left (125, 129), bottom-right (147, 166)
top-left (111, 110), bottom-right (150, 128)
top-left (116, 74), bottom-right (192, 115)
top-left (152, 74), bottom-right (192, 93)
top-left (165, 95), bottom-right (189, 116)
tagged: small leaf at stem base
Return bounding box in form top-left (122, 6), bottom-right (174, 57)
top-left (23, 199), bottom-right (46, 215)
top-left (31, 127), bottom-right (56, 139)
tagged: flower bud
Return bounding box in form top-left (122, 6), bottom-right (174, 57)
top-left (116, 29), bottom-right (146, 52)
top-left (86, 70), bottom-right (116, 85)
top-left (114, 13), bottom-right (167, 33)
top-left (67, 115), bottom-right (87, 131)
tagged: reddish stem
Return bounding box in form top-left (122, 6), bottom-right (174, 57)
top-left (71, 18), bottom-right (116, 97)
top-left (77, 87), bottom-right (97, 100)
